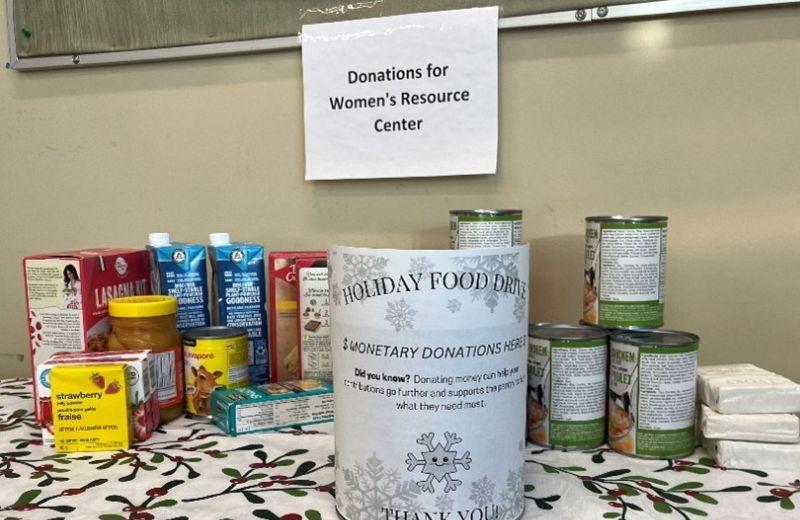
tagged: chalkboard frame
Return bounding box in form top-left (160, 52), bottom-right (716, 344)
top-left (5, 0), bottom-right (796, 71)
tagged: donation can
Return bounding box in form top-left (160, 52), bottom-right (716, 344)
top-left (331, 244), bottom-right (529, 520)
top-left (183, 326), bottom-right (249, 417)
top-left (450, 209), bottom-right (522, 249)
top-left (608, 329), bottom-right (698, 459)
top-left (584, 215), bottom-right (667, 329)
top-left (528, 323), bottom-right (608, 449)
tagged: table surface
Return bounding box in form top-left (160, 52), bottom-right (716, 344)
top-left (1, 379), bottom-right (797, 520)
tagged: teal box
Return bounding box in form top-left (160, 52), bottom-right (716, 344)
top-left (211, 380), bottom-right (334, 435)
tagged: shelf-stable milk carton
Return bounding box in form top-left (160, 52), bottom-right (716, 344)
top-left (146, 233), bottom-right (210, 333)
top-left (208, 234), bottom-right (269, 384)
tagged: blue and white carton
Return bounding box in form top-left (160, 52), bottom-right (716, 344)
top-left (147, 233), bottom-right (210, 332)
top-left (208, 233), bottom-right (269, 384)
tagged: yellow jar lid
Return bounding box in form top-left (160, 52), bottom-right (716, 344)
top-left (109, 295), bottom-right (178, 318)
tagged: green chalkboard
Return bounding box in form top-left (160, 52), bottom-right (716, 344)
top-left (11, 0), bottom-right (653, 58)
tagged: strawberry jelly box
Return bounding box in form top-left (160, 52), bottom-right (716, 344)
top-left (211, 379), bottom-right (334, 436)
top-left (36, 350), bottom-right (159, 444)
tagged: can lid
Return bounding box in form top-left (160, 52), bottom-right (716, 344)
top-left (450, 209), bottom-right (522, 216)
top-left (208, 232), bottom-right (231, 246)
top-left (109, 295), bottom-right (178, 318)
top-left (585, 215), bottom-right (667, 223)
top-left (148, 232), bottom-right (171, 247)
top-left (611, 329), bottom-right (699, 347)
top-left (183, 326), bottom-right (248, 341)
top-left (529, 323), bottom-right (608, 341)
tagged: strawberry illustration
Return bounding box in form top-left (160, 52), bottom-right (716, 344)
top-left (90, 373), bottom-right (105, 389)
top-left (105, 381), bottom-right (121, 394)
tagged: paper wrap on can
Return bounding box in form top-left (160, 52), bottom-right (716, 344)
top-left (330, 244), bottom-right (529, 519)
top-left (697, 364), bottom-right (800, 414)
top-left (702, 437), bottom-right (800, 470)
top-left (700, 404), bottom-right (799, 443)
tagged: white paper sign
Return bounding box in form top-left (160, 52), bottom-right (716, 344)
top-left (330, 244), bottom-right (529, 519)
top-left (302, 8), bottom-right (498, 180)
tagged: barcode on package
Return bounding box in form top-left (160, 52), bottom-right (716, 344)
top-left (152, 351), bottom-right (177, 402)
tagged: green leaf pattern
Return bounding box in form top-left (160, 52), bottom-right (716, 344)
top-left (0, 379), bottom-right (798, 518)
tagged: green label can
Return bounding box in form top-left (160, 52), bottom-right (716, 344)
top-left (449, 209), bottom-right (522, 249)
top-left (608, 329), bottom-right (698, 459)
top-left (528, 323), bottom-right (608, 449)
top-left (584, 216), bottom-right (667, 328)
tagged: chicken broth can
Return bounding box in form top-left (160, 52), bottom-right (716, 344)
top-left (528, 323), bottom-right (608, 449)
top-left (183, 327), bottom-right (249, 417)
top-left (449, 209), bottom-right (522, 249)
top-left (608, 329), bottom-right (698, 459)
top-left (584, 216), bottom-right (667, 329)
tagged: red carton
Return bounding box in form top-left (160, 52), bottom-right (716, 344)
top-left (24, 248), bottom-right (151, 419)
top-left (268, 251), bottom-right (326, 382)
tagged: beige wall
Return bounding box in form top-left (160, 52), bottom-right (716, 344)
top-left (1, 7), bottom-right (799, 380)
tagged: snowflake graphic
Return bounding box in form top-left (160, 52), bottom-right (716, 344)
top-left (497, 466), bottom-right (525, 519)
top-left (342, 253), bottom-right (390, 286)
top-left (513, 297), bottom-right (527, 323)
top-left (406, 432), bottom-right (472, 494)
top-left (341, 453), bottom-right (421, 520)
top-left (446, 299), bottom-right (462, 314)
top-left (408, 256), bottom-right (435, 275)
top-left (469, 475), bottom-right (495, 507)
top-left (385, 299), bottom-right (416, 332)
top-left (435, 493), bottom-right (455, 511)
top-left (452, 254), bottom-right (521, 312)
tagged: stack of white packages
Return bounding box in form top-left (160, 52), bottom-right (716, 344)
top-left (698, 364), bottom-right (800, 470)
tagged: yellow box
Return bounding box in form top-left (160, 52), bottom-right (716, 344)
top-left (50, 364), bottom-right (132, 452)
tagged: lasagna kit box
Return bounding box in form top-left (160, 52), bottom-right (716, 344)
top-left (211, 379), bottom-right (334, 435)
top-left (23, 248), bottom-right (151, 418)
top-left (268, 251), bottom-right (326, 382)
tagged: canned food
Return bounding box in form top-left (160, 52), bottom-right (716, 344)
top-left (183, 326), bottom-right (249, 416)
top-left (528, 323), bottom-right (609, 449)
top-left (449, 209), bottom-right (522, 249)
top-left (584, 216), bottom-right (667, 329)
top-left (608, 329), bottom-right (698, 458)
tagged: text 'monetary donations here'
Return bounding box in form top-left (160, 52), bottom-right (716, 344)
top-left (302, 7), bottom-right (498, 180)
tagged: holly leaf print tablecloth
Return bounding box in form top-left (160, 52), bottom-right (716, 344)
top-left (0, 379), bottom-right (797, 519)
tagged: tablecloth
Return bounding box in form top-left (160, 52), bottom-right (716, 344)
top-left (0, 379), bottom-right (797, 520)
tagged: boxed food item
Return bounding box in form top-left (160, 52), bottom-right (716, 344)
top-left (697, 364), bottom-right (800, 414)
top-left (146, 233), bottom-right (210, 333)
top-left (209, 235), bottom-right (269, 385)
top-left (23, 248), bottom-right (151, 417)
top-left (699, 404), bottom-right (799, 443)
top-left (297, 257), bottom-right (332, 381)
top-left (268, 251), bottom-right (327, 382)
top-left (211, 379), bottom-right (334, 436)
top-left (702, 437), bottom-right (800, 470)
top-left (37, 350), bottom-right (159, 444)
top-left (50, 364), bottom-right (132, 452)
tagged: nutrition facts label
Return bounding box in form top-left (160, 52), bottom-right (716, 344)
top-left (299, 267), bottom-right (332, 380)
top-left (551, 344), bottom-right (606, 421)
top-left (599, 227), bottom-right (664, 301)
top-left (639, 349), bottom-right (697, 430)
top-left (450, 217), bottom-right (521, 249)
top-left (234, 395), bottom-right (335, 433)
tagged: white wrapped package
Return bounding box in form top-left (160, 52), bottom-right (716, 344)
top-left (697, 364), bottom-right (800, 414)
top-left (703, 437), bottom-right (800, 470)
top-left (700, 404), bottom-right (800, 443)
